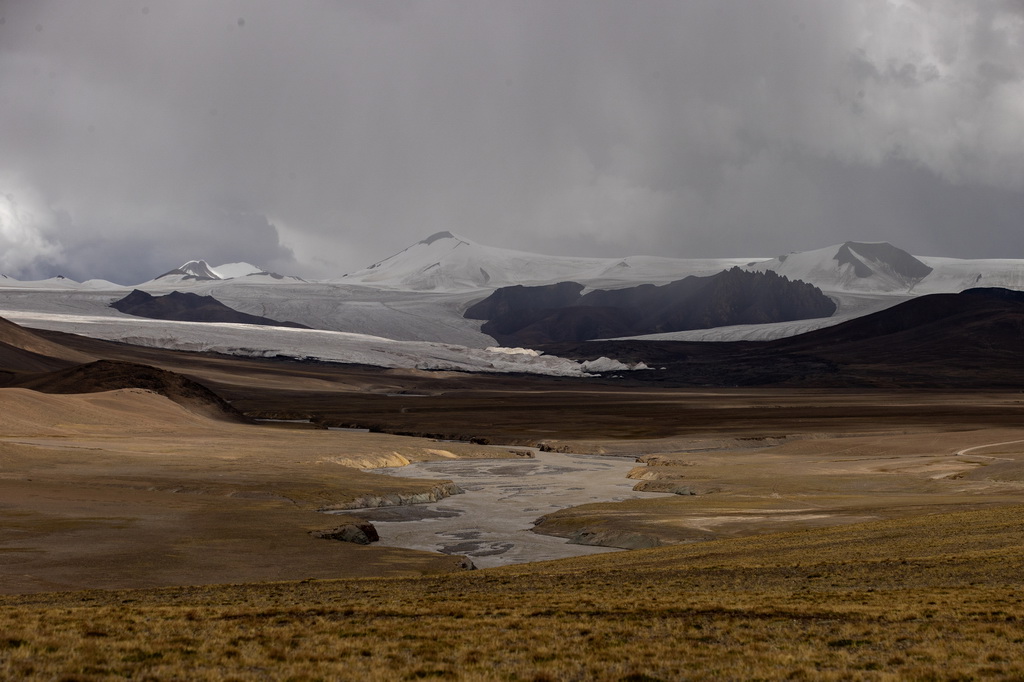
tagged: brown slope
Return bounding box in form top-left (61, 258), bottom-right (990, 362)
top-left (0, 340), bottom-right (77, 377)
top-left (7, 359), bottom-right (247, 422)
top-left (0, 315), bottom-right (94, 366)
top-left (0, 315), bottom-right (243, 421)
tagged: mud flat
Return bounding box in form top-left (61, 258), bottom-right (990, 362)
top-left (356, 452), bottom-right (670, 567)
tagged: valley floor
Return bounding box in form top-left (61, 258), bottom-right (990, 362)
top-left (2, 331), bottom-right (1024, 678)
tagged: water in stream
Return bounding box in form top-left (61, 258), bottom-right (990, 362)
top-left (351, 451), bottom-right (664, 568)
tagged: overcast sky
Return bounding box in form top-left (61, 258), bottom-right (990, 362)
top-left (1, 1), bottom-right (1022, 283)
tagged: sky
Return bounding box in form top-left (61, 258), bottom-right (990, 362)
top-left (1, 0), bottom-right (1023, 284)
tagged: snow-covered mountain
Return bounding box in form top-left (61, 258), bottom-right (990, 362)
top-left (747, 242), bottom-right (933, 293)
top-left (344, 232), bottom-right (1024, 298)
top-left (747, 241), bottom-right (1024, 295)
top-left (1, 234), bottom-right (1021, 360)
top-left (145, 260), bottom-right (300, 286)
top-left (342, 231), bottom-right (757, 291)
top-left (156, 259), bottom-right (223, 281)
top-left (0, 274), bottom-right (124, 291)
top-left (911, 256), bottom-right (1024, 294)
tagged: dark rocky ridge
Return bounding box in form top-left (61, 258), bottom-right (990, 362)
top-left (465, 281), bottom-right (586, 339)
top-left (466, 268), bottom-right (836, 345)
top-left (111, 290), bottom-right (310, 328)
top-left (540, 287), bottom-right (1024, 388)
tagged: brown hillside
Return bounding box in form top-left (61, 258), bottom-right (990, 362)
top-left (0, 315), bottom-right (94, 376)
top-left (8, 359), bottom-right (246, 422)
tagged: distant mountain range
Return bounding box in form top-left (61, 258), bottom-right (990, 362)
top-left (3, 286), bottom-right (1022, 388)
top-left (2, 232), bottom-right (1021, 297)
top-left (0, 232), bottom-right (1021, 354)
top-left (152, 260), bottom-right (303, 284)
top-left (341, 232), bottom-right (1023, 295)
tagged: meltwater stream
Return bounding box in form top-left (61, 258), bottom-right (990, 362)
top-left (350, 451), bottom-right (665, 568)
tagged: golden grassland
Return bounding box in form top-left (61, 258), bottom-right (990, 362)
top-left (3, 504), bottom-right (1024, 680)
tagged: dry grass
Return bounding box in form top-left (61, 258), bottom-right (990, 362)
top-left (4, 382), bottom-right (1024, 678)
top-left (3, 504), bottom-right (1024, 680)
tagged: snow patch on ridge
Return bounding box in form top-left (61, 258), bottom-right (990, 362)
top-left (155, 260), bottom-right (222, 282)
top-left (212, 262), bottom-right (264, 279)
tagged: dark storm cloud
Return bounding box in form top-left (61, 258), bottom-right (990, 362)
top-left (44, 211), bottom-right (296, 284)
top-left (0, 1), bottom-right (1022, 283)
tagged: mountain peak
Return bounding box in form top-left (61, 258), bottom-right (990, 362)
top-left (749, 241), bottom-right (935, 293)
top-left (155, 259), bottom-right (222, 281)
top-left (419, 231), bottom-right (468, 246)
top-left (835, 242), bottom-right (933, 280)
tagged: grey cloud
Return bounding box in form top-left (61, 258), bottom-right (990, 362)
top-left (0, 0), bottom-right (1021, 283)
top-left (30, 210), bottom-right (298, 285)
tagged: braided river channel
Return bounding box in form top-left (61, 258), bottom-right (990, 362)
top-left (349, 451), bottom-right (667, 568)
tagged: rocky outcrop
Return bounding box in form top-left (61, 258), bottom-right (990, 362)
top-left (628, 455), bottom-right (709, 494)
top-left (464, 281), bottom-right (585, 335)
top-left (111, 289), bottom-right (310, 328)
top-left (568, 528), bottom-right (662, 550)
top-left (466, 268), bottom-right (836, 345)
top-left (537, 443), bottom-right (574, 453)
top-left (630, 480), bottom-right (708, 495)
top-left (320, 482), bottom-right (464, 512)
top-left (311, 523), bottom-right (380, 544)
top-left (834, 242), bottom-right (933, 281)
top-left (632, 455), bottom-right (698, 467)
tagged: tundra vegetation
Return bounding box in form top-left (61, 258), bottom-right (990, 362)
top-left (3, 504), bottom-right (1024, 680)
